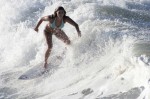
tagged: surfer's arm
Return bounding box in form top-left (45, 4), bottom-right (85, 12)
top-left (34, 16), bottom-right (50, 32)
top-left (65, 16), bottom-right (81, 37)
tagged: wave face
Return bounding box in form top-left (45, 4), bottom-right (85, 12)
top-left (1, 0), bottom-right (150, 98)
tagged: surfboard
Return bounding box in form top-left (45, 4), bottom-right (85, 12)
top-left (19, 51), bottom-right (66, 80)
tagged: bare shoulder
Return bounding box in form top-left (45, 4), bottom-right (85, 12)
top-left (48, 15), bottom-right (55, 22)
top-left (64, 16), bottom-right (76, 23)
top-left (64, 16), bottom-right (72, 22)
top-left (42, 15), bottom-right (54, 22)
top-left (64, 16), bottom-right (77, 26)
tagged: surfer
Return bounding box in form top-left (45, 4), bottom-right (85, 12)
top-left (34, 6), bottom-right (81, 69)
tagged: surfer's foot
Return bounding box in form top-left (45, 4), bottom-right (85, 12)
top-left (44, 62), bottom-right (48, 69)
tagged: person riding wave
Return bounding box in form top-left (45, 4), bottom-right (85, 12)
top-left (34, 6), bottom-right (81, 69)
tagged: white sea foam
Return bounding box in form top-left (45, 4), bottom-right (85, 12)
top-left (0, 0), bottom-right (150, 99)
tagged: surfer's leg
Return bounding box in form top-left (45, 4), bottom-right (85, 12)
top-left (44, 30), bottom-right (53, 69)
top-left (55, 30), bottom-right (71, 45)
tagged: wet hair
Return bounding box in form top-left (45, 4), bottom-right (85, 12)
top-left (50, 6), bottom-right (66, 19)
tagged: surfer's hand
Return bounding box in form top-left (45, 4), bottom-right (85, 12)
top-left (34, 27), bottom-right (38, 32)
top-left (78, 31), bottom-right (81, 37)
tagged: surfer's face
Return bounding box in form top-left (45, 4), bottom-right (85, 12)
top-left (56, 10), bottom-right (64, 19)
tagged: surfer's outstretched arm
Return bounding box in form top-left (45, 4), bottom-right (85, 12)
top-left (34, 16), bottom-right (50, 32)
top-left (65, 16), bottom-right (81, 37)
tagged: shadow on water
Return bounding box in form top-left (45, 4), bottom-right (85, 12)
top-left (97, 86), bottom-right (144, 99)
top-left (0, 87), bottom-right (43, 99)
top-left (0, 87), bottom-right (18, 99)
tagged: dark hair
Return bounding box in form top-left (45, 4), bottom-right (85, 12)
top-left (50, 6), bottom-right (66, 18)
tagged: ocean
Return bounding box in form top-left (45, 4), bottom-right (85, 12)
top-left (0, 0), bottom-right (150, 99)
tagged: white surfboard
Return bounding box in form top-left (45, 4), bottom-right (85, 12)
top-left (19, 51), bottom-right (66, 80)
